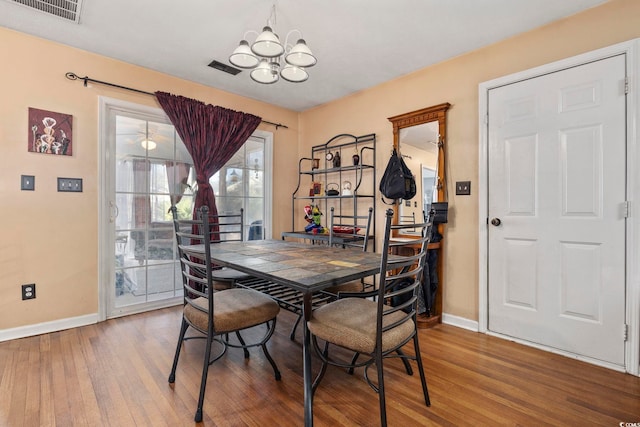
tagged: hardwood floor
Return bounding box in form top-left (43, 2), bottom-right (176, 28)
top-left (1, 306), bottom-right (638, 426)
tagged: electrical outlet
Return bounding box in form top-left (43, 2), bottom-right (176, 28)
top-left (21, 175), bottom-right (35, 191)
top-left (58, 177), bottom-right (83, 192)
top-left (22, 283), bottom-right (36, 300)
top-left (456, 181), bottom-right (471, 195)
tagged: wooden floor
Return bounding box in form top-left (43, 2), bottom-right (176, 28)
top-left (1, 306), bottom-right (639, 426)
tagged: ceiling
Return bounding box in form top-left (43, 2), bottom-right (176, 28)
top-left (1, 0), bottom-right (607, 112)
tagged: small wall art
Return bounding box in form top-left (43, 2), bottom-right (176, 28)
top-left (28, 107), bottom-right (73, 155)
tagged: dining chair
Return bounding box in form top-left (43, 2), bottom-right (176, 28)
top-left (168, 206), bottom-right (281, 423)
top-left (307, 208), bottom-right (432, 427)
top-left (400, 211), bottom-right (416, 225)
top-left (288, 206), bottom-right (374, 340)
top-left (196, 207), bottom-right (251, 290)
top-left (325, 206), bottom-right (374, 293)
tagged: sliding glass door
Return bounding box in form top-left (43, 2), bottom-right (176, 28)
top-left (99, 98), bottom-right (272, 319)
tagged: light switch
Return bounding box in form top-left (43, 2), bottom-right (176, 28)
top-left (21, 175), bottom-right (35, 191)
top-left (57, 177), bottom-right (83, 192)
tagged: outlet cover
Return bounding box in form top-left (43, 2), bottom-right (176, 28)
top-left (57, 177), bottom-right (83, 192)
top-left (456, 181), bottom-right (471, 195)
top-left (21, 175), bottom-right (35, 191)
top-left (22, 283), bottom-right (36, 300)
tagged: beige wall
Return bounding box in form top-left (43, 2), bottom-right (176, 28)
top-left (1, 0), bottom-right (638, 333)
top-left (299, 0), bottom-right (640, 321)
top-left (0, 27), bottom-right (299, 330)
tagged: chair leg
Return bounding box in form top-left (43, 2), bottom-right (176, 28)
top-left (312, 340), bottom-right (330, 393)
top-left (261, 319), bottom-right (282, 381)
top-left (413, 334), bottom-right (430, 407)
top-left (375, 349), bottom-right (388, 427)
top-left (289, 313), bottom-right (303, 340)
top-left (395, 348), bottom-right (414, 375)
top-left (347, 352), bottom-right (360, 375)
top-left (168, 319), bottom-right (189, 383)
top-left (195, 332), bottom-right (215, 423)
top-left (235, 331), bottom-right (250, 358)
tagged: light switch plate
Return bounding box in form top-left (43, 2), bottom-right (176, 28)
top-left (57, 177), bottom-right (83, 192)
top-left (21, 175), bottom-right (35, 191)
top-left (456, 181), bottom-right (471, 195)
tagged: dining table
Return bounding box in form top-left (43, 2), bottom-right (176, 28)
top-left (184, 238), bottom-right (384, 427)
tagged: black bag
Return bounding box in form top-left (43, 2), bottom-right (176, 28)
top-left (379, 149), bottom-right (416, 203)
top-left (431, 202), bottom-right (448, 224)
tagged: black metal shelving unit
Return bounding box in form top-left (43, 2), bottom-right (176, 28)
top-left (282, 133), bottom-right (377, 251)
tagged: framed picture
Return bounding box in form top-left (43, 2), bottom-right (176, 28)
top-left (28, 107), bottom-right (73, 155)
top-left (312, 182), bottom-right (322, 195)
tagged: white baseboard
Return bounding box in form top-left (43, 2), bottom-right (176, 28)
top-left (441, 313), bottom-right (479, 332)
top-left (440, 313), bottom-right (631, 375)
top-left (0, 313), bottom-right (98, 342)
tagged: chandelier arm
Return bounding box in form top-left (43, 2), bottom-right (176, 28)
top-left (242, 30), bottom-right (260, 42)
top-left (283, 29), bottom-right (304, 50)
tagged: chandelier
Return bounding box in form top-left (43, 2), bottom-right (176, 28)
top-left (229, 5), bottom-right (317, 84)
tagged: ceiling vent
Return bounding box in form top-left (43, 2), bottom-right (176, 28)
top-left (208, 60), bottom-right (241, 76)
top-left (8, 0), bottom-right (83, 23)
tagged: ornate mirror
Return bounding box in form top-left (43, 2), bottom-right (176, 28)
top-left (388, 103), bottom-right (450, 236)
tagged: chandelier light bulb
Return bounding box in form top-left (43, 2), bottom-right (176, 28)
top-left (229, 40), bottom-right (260, 68)
top-left (284, 39), bottom-right (317, 68)
top-left (281, 64), bottom-right (308, 83)
top-left (251, 26), bottom-right (284, 57)
top-left (250, 59), bottom-right (279, 84)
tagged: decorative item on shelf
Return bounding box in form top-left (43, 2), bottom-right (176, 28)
top-left (325, 151), bottom-right (333, 162)
top-left (342, 180), bottom-right (352, 196)
top-left (332, 151), bottom-right (341, 168)
top-left (311, 181), bottom-right (322, 195)
top-left (326, 183), bottom-right (340, 196)
top-left (303, 204), bottom-right (326, 234)
top-left (353, 139), bottom-right (360, 165)
top-left (332, 226), bottom-right (360, 235)
top-left (311, 158), bottom-right (319, 170)
top-left (228, 4), bottom-right (317, 84)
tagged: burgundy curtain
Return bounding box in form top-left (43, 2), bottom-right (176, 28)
top-left (155, 92), bottom-right (261, 219)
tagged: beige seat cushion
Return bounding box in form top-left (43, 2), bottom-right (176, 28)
top-left (324, 280), bottom-right (364, 295)
top-left (211, 267), bottom-right (252, 281)
top-left (212, 280), bottom-right (233, 290)
top-left (308, 298), bottom-right (414, 354)
top-left (184, 288), bottom-right (280, 334)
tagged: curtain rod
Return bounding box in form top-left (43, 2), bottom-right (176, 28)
top-left (65, 72), bottom-right (289, 130)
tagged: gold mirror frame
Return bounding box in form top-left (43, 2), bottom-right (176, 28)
top-left (388, 102), bottom-right (450, 236)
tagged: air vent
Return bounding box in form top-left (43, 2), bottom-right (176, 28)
top-left (8, 0), bottom-right (83, 23)
top-left (208, 60), bottom-right (242, 76)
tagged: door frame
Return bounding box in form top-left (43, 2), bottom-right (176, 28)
top-left (478, 39), bottom-right (640, 375)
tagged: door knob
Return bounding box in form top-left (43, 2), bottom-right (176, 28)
top-left (491, 218), bottom-right (501, 226)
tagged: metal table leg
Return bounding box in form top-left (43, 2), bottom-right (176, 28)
top-left (303, 294), bottom-right (313, 426)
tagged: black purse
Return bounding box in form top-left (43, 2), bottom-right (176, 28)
top-left (379, 149), bottom-right (416, 204)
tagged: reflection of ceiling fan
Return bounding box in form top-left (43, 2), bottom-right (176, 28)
top-left (135, 125), bottom-right (171, 150)
top-left (116, 118), bottom-right (172, 151)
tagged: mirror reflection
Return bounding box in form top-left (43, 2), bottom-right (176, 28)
top-left (398, 121), bottom-right (439, 234)
top-left (388, 102), bottom-right (449, 237)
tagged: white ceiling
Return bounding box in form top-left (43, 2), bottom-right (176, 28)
top-left (1, 0), bottom-right (607, 112)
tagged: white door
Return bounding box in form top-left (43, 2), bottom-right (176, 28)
top-left (487, 54), bottom-right (627, 366)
